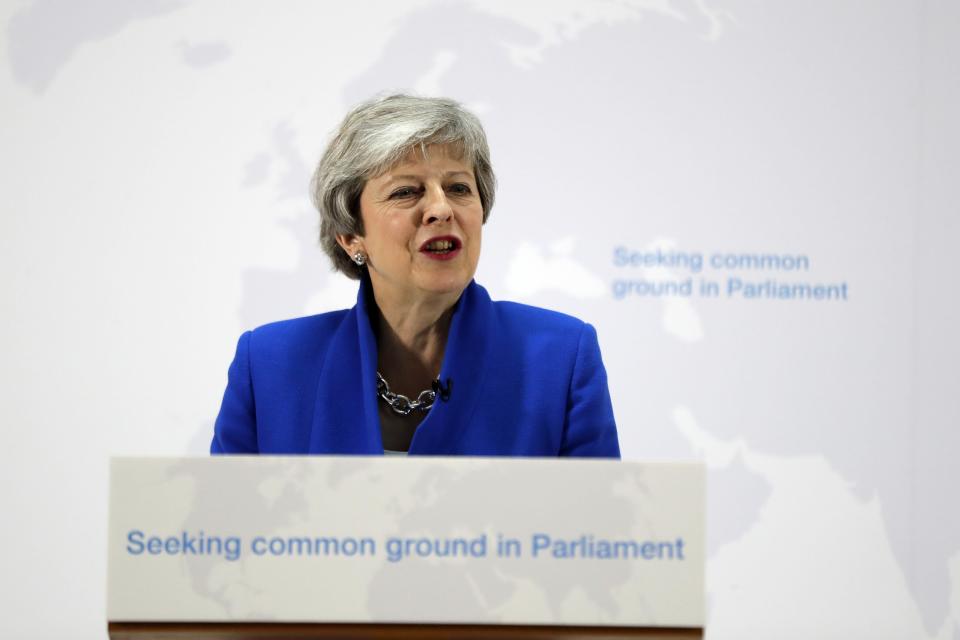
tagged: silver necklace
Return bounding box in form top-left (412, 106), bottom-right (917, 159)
top-left (376, 371), bottom-right (436, 416)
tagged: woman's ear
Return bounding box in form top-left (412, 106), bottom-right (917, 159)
top-left (335, 234), bottom-right (363, 257)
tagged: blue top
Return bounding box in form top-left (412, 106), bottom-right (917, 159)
top-left (211, 278), bottom-right (620, 457)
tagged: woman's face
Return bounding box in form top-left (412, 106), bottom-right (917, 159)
top-left (345, 144), bottom-right (484, 307)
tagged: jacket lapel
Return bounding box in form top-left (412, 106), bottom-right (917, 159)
top-left (308, 276), bottom-right (382, 454)
top-left (408, 280), bottom-right (494, 454)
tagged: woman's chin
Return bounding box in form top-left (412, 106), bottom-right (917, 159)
top-left (369, 261), bottom-right (478, 303)
top-left (420, 278), bottom-right (471, 298)
top-left (413, 270), bottom-right (474, 298)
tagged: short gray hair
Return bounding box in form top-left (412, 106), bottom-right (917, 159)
top-left (311, 94), bottom-right (496, 279)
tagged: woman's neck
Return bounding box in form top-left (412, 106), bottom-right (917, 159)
top-left (371, 287), bottom-right (458, 398)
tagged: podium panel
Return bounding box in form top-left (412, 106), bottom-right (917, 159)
top-left (108, 456), bottom-right (704, 638)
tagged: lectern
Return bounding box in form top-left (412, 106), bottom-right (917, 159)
top-left (107, 457), bottom-right (704, 639)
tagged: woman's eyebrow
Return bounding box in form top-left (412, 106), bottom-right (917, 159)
top-left (382, 170), bottom-right (473, 185)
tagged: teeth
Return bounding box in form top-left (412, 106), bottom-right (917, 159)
top-left (427, 240), bottom-right (454, 251)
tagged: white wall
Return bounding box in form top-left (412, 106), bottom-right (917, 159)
top-left (1, 1), bottom-right (958, 637)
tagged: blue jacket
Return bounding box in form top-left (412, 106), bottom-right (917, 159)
top-left (211, 278), bottom-right (620, 457)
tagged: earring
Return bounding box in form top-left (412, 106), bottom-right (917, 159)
top-left (352, 252), bottom-right (367, 267)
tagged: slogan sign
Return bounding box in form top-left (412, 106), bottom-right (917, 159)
top-left (108, 456), bottom-right (704, 627)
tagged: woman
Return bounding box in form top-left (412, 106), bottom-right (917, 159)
top-left (212, 94), bottom-right (619, 457)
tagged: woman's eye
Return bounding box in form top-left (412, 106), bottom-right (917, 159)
top-left (449, 183), bottom-right (472, 195)
top-left (390, 186), bottom-right (420, 199)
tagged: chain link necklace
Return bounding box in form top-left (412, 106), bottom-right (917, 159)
top-left (376, 371), bottom-right (437, 416)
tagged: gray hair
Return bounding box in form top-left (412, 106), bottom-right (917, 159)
top-left (311, 94), bottom-right (496, 279)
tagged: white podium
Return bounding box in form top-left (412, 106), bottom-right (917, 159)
top-left (107, 456), bottom-right (704, 639)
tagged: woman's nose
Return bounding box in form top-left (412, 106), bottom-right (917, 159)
top-left (421, 185), bottom-right (453, 225)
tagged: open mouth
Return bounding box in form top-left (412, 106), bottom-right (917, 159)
top-left (420, 236), bottom-right (462, 257)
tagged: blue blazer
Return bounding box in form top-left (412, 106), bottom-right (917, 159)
top-left (211, 278), bottom-right (620, 457)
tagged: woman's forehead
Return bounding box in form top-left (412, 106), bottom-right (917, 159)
top-left (376, 143), bottom-right (472, 178)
